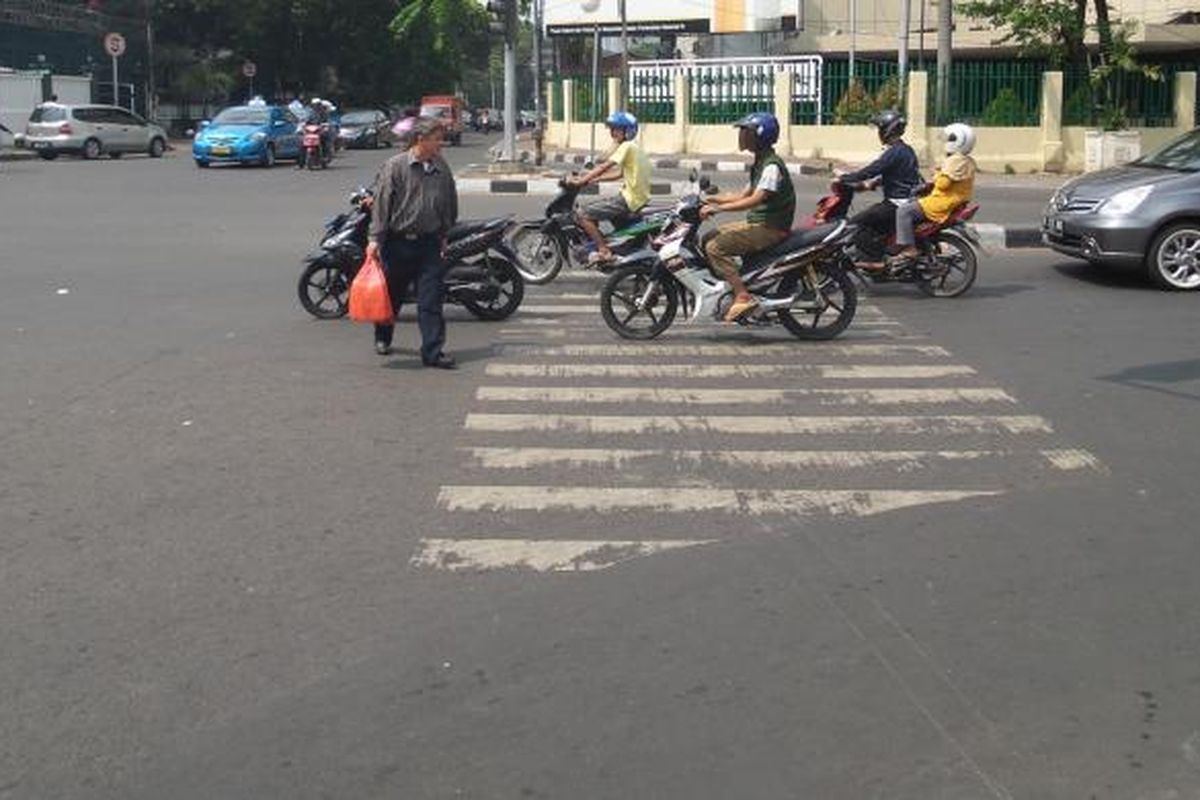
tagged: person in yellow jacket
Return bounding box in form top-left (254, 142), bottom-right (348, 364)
top-left (891, 122), bottom-right (977, 263)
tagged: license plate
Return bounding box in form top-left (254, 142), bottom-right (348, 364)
top-left (211, 146), bottom-right (231, 156)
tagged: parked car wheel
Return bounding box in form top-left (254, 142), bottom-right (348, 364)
top-left (82, 138), bottom-right (102, 160)
top-left (1147, 222), bottom-right (1200, 291)
top-left (260, 144), bottom-right (276, 167)
top-left (109, 152), bottom-right (123, 159)
top-left (195, 159), bottom-right (210, 169)
top-left (39, 151), bottom-right (59, 161)
top-left (148, 137), bottom-right (166, 158)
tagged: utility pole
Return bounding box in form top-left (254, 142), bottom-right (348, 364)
top-left (487, 0), bottom-right (518, 161)
top-left (619, 0), bottom-right (629, 107)
top-left (145, 0), bottom-right (155, 120)
top-left (849, 0), bottom-right (857, 80)
top-left (533, 0), bottom-right (545, 164)
top-left (936, 0), bottom-right (952, 123)
top-left (898, 0), bottom-right (911, 108)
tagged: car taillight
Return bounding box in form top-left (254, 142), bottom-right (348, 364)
top-left (58, 123), bottom-right (72, 135)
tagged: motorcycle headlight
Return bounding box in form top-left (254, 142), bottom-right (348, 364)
top-left (1100, 185), bottom-right (1152, 215)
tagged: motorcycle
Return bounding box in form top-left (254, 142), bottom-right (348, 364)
top-left (508, 178), bottom-right (672, 285)
top-left (297, 188), bottom-right (525, 321)
top-left (811, 179), bottom-right (982, 297)
top-left (599, 179), bottom-right (859, 341)
top-left (298, 122), bottom-right (332, 170)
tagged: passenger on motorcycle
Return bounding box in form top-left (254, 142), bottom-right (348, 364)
top-left (833, 109), bottom-right (922, 269)
top-left (699, 111), bottom-right (796, 322)
top-left (306, 97), bottom-right (336, 160)
top-left (891, 123), bottom-right (978, 265)
top-left (565, 111), bottom-right (651, 265)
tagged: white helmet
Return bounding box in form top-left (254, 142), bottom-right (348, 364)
top-left (944, 122), bottom-right (976, 155)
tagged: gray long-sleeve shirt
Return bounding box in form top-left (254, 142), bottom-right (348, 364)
top-left (369, 151), bottom-right (458, 245)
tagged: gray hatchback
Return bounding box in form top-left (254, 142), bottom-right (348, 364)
top-left (1043, 129), bottom-right (1200, 290)
top-left (21, 103), bottom-right (168, 161)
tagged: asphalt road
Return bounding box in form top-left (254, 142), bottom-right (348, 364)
top-left (1, 140), bottom-right (1199, 799)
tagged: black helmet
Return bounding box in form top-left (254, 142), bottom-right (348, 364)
top-left (873, 109), bottom-right (907, 141)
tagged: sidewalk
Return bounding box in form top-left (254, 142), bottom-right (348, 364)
top-left (0, 147), bottom-right (35, 163)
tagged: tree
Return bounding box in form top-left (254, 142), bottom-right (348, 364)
top-left (390, 0), bottom-right (491, 94)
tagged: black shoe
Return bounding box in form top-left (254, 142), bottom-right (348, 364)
top-left (423, 353), bottom-right (457, 370)
top-left (374, 341), bottom-right (392, 356)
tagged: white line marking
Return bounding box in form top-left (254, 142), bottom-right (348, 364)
top-left (462, 446), bottom-right (1007, 470)
top-left (463, 413), bottom-right (1054, 435)
top-left (476, 386), bottom-right (1016, 406)
top-left (410, 537), bottom-right (713, 572)
top-left (438, 485), bottom-right (1002, 516)
top-left (484, 363), bottom-right (978, 380)
top-left (1040, 449), bottom-right (1106, 472)
top-left (500, 343), bottom-right (952, 357)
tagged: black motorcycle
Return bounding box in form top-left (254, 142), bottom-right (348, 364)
top-left (508, 179), bottom-right (671, 284)
top-left (297, 188), bottom-right (525, 320)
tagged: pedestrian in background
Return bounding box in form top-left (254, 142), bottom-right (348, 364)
top-left (367, 116), bottom-right (459, 369)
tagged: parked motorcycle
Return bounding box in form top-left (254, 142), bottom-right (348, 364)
top-left (599, 179), bottom-right (859, 341)
top-left (508, 179), bottom-right (671, 284)
top-left (298, 122), bottom-right (332, 170)
top-left (811, 180), bottom-right (982, 297)
top-left (297, 188), bottom-right (525, 320)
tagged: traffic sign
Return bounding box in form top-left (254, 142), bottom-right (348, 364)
top-left (242, 61), bottom-right (257, 78)
top-left (103, 32), bottom-right (126, 58)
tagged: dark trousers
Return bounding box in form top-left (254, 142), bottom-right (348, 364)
top-left (373, 235), bottom-right (446, 363)
top-left (850, 200), bottom-right (900, 260)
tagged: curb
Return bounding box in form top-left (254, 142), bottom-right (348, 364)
top-left (0, 149), bottom-right (36, 163)
top-left (972, 224), bottom-right (1044, 250)
top-left (542, 150), bottom-right (826, 175)
top-left (458, 177), bottom-right (693, 197)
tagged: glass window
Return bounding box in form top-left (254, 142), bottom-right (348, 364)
top-left (1138, 131), bottom-right (1200, 172)
top-left (212, 107), bottom-right (270, 126)
top-left (108, 109), bottom-right (143, 125)
top-left (30, 105), bottom-right (68, 123)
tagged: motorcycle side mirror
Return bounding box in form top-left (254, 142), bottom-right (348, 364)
top-left (582, 159), bottom-right (594, 170)
top-left (704, 184), bottom-right (720, 196)
top-left (688, 168), bottom-right (699, 183)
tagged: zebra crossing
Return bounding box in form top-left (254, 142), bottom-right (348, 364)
top-left (410, 286), bottom-right (1105, 574)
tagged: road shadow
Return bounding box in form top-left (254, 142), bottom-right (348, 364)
top-left (959, 283), bottom-right (1037, 299)
top-left (1053, 262), bottom-right (1155, 291)
top-left (1099, 358), bottom-right (1200, 403)
top-left (381, 345), bottom-right (494, 370)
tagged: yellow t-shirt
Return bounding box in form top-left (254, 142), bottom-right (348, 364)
top-left (609, 140), bottom-right (651, 212)
top-left (918, 153), bottom-right (977, 224)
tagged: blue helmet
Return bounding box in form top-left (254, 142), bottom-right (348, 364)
top-left (733, 111), bottom-right (780, 149)
top-left (606, 110), bottom-right (639, 139)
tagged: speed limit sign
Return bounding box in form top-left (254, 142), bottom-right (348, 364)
top-left (103, 32), bottom-right (126, 57)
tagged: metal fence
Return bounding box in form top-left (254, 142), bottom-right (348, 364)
top-left (799, 59), bottom-right (900, 125)
top-left (571, 78), bottom-right (607, 123)
top-left (1063, 64), bottom-right (1182, 128)
top-left (628, 69), bottom-right (675, 124)
top-left (551, 80), bottom-right (563, 122)
top-left (927, 60), bottom-right (1043, 127)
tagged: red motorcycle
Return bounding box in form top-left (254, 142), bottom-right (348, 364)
top-left (299, 123), bottom-right (331, 170)
top-left (805, 180), bottom-right (982, 298)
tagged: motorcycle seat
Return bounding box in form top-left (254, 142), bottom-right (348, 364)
top-left (448, 216), bottom-right (511, 240)
top-left (743, 224), bottom-right (838, 269)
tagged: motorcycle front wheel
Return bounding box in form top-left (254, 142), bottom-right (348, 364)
top-left (917, 232), bottom-right (977, 297)
top-left (600, 262), bottom-right (678, 340)
top-left (462, 256), bottom-right (525, 320)
top-left (776, 261), bottom-right (857, 340)
top-left (298, 259), bottom-right (351, 319)
top-left (509, 223), bottom-right (565, 285)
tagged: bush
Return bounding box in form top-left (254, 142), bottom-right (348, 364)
top-left (873, 77), bottom-right (902, 114)
top-left (981, 88), bottom-right (1029, 126)
top-left (833, 80), bottom-right (875, 124)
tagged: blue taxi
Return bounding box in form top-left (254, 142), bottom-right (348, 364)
top-left (193, 104), bottom-right (302, 168)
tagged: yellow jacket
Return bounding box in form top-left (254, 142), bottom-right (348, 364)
top-left (918, 153), bottom-right (977, 224)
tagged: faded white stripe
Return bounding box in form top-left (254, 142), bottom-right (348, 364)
top-left (500, 343), bottom-right (952, 357)
top-left (484, 363), bottom-right (978, 380)
top-left (1041, 449), bottom-right (1106, 472)
top-left (463, 446), bottom-right (1006, 470)
top-left (476, 386), bottom-right (1015, 406)
top-left (439, 485), bottom-right (1002, 516)
top-left (410, 537), bottom-right (712, 572)
top-left (463, 413), bottom-right (1054, 435)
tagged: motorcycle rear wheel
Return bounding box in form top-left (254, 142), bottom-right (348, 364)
top-left (509, 223), bottom-right (564, 285)
top-left (917, 232), bottom-right (977, 297)
top-left (462, 256), bottom-right (525, 320)
top-left (298, 260), bottom-right (350, 319)
top-left (600, 263), bottom-right (678, 340)
top-left (776, 262), bottom-right (857, 340)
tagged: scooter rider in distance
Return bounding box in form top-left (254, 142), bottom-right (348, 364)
top-left (564, 111), bottom-right (651, 266)
top-left (699, 112), bottom-right (796, 322)
top-left (834, 109), bottom-right (923, 269)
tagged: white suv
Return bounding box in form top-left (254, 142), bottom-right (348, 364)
top-left (22, 103), bottom-right (168, 161)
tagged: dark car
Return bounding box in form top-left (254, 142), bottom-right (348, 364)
top-left (336, 109), bottom-right (394, 149)
top-left (1043, 129), bottom-right (1200, 290)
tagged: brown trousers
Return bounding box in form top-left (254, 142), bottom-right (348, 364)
top-left (703, 221), bottom-right (790, 281)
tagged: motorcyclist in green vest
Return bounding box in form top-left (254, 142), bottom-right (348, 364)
top-left (700, 112), bottom-right (796, 321)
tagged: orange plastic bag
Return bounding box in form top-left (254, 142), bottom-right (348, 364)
top-left (348, 250), bottom-right (393, 324)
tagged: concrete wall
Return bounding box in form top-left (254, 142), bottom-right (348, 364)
top-left (548, 69), bottom-right (1200, 173)
top-left (0, 71), bottom-right (41, 146)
